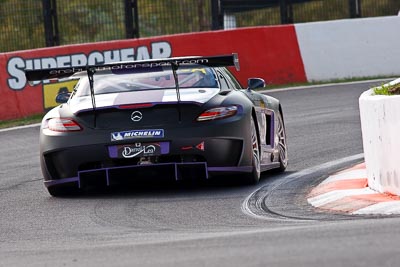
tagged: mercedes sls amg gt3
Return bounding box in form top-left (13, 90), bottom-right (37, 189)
top-left (25, 54), bottom-right (288, 196)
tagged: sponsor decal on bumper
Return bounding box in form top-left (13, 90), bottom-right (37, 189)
top-left (108, 142), bottom-right (170, 158)
top-left (111, 129), bottom-right (164, 141)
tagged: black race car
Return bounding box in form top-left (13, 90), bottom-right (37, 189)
top-left (25, 54), bottom-right (288, 196)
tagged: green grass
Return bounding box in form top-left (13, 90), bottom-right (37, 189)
top-left (374, 84), bottom-right (391, 95)
top-left (0, 113), bottom-right (44, 129)
top-left (373, 82), bottom-right (400, 96)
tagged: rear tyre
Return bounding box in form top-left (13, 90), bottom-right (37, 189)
top-left (244, 116), bottom-right (261, 184)
top-left (275, 110), bottom-right (288, 172)
top-left (47, 185), bottom-right (80, 197)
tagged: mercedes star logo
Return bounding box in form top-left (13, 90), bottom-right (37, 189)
top-left (131, 111), bottom-right (143, 122)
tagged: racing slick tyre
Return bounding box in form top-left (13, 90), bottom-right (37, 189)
top-left (275, 109), bottom-right (288, 172)
top-left (47, 185), bottom-right (80, 197)
top-left (244, 116), bottom-right (261, 184)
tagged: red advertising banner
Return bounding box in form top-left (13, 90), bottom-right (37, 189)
top-left (0, 25), bottom-right (306, 120)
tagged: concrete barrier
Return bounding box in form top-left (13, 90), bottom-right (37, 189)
top-left (0, 25), bottom-right (305, 120)
top-left (359, 78), bottom-right (400, 195)
top-left (295, 16), bottom-right (400, 82)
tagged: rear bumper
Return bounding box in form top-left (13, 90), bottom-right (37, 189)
top-left (41, 136), bottom-right (247, 181)
top-left (44, 162), bottom-right (253, 188)
top-left (39, 101), bottom-right (260, 188)
top-left (40, 111), bottom-right (254, 182)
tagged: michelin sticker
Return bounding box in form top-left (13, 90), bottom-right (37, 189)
top-left (111, 129), bottom-right (164, 141)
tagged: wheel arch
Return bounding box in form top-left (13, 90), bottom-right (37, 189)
top-left (278, 104), bottom-right (285, 126)
top-left (251, 107), bottom-right (262, 153)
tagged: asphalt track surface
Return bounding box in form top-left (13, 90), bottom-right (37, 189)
top-left (2, 80), bottom-right (400, 267)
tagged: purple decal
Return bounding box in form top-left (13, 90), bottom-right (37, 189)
top-left (208, 166), bottom-right (253, 172)
top-left (108, 146), bottom-right (118, 158)
top-left (160, 141), bottom-right (169, 154)
top-left (270, 112), bottom-right (275, 148)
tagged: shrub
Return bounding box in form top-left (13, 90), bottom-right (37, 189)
top-left (373, 82), bottom-right (400, 95)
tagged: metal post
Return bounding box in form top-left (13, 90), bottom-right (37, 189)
top-left (52, 0), bottom-right (59, 46)
top-left (133, 0), bottom-right (139, 38)
top-left (125, 0), bottom-right (139, 38)
top-left (288, 0), bottom-right (293, 23)
top-left (280, 0), bottom-right (288, 24)
top-left (349, 0), bottom-right (362, 18)
top-left (280, 0), bottom-right (294, 24)
top-left (42, 0), bottom-right (59, 46)
top-left (211, 0), bottom-right (223, 30)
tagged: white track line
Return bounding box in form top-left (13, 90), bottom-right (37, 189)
top-left (260, 78), bottom-right (394, 93)
top-left (353, 201), bottom-right (400, 215)
top-left (307, 188), bottom-right (376, 208)
top-left (0, 123), bottom-right (41, 133)
top-left (320, 169), bottom-right (367, 185)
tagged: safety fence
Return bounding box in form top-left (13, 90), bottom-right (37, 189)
top-left (0, 0), bottom-right (398, 52)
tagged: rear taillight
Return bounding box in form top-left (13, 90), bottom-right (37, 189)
top-left (196, 106), bottom-right (238, 122)
top-left (45, 118), bottom-right (82, 132)
top-left (118, 103), bottom-right (154, 109)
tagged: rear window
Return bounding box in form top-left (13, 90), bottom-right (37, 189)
top-left (75, 66), bottom-right (218, 97)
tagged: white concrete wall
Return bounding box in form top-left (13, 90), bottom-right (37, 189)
top-left (359, 78), bottom-right (400, 195)
top-left (296, 16), bottom-right (400, 82)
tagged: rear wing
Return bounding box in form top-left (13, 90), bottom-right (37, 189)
top-left (24, 53), bottom-right (240, 82)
